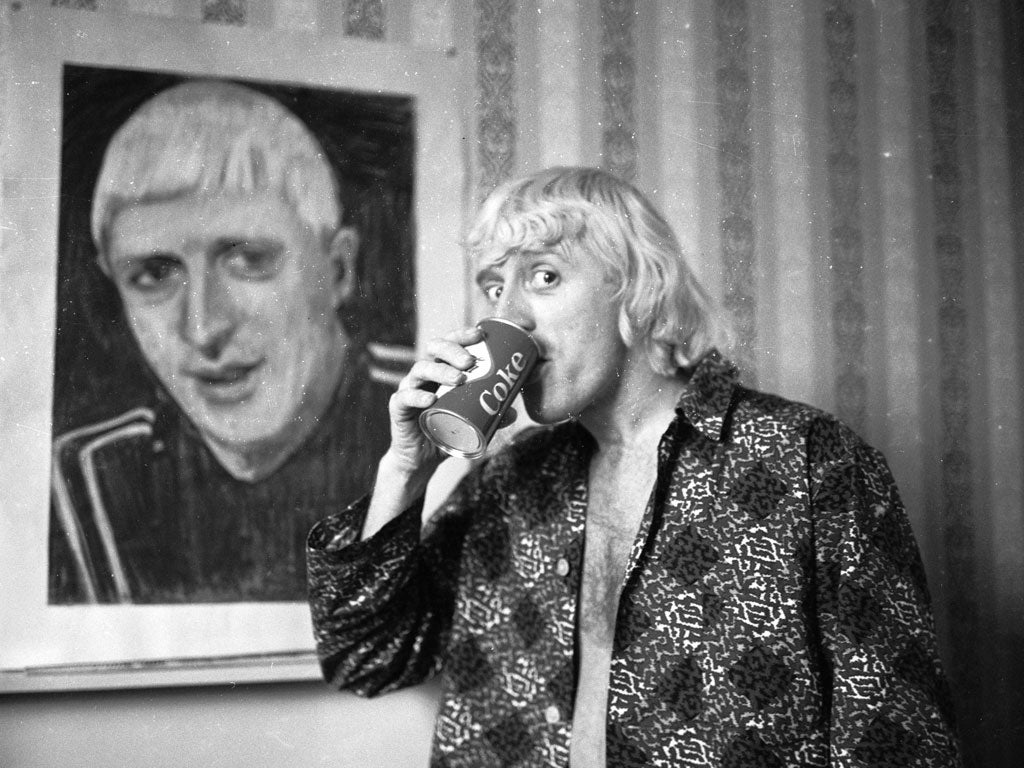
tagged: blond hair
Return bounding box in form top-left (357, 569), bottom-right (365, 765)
top-left (465, 167), bottom-right (720, 374)
top-left (91, 80), bottom-right (339, 256)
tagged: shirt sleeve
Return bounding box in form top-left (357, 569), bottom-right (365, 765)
top-left (807, 417), bottom-right (963, 767)
top-left (306, 472), bottom-right (481, 697)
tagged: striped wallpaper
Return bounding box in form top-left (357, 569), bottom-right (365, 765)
top-left (17, 0), bottom-right (1024, 764)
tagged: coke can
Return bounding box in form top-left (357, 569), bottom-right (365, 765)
top-left (419, 318), bottom-right (540, 459)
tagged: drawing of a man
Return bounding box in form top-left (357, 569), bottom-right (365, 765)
top-left (49, 81), bottom-right (401, 604)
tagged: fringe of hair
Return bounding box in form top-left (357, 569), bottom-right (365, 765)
top-left (465, 167), bottom-right (724, 375)
top-left (91, 82), bottom-right (339, 256)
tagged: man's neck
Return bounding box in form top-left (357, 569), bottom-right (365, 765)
top-left (578, 363), bottom-right (688, 457)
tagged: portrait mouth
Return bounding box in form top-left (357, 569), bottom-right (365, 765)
top-left (186, 361), bottom-right (263, 404)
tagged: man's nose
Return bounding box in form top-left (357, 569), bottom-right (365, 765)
top-left (178, 271), bottom-right (235, 356)
top-left (494, 282), bottom-right (535, 330)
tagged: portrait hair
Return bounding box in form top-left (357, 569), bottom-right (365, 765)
top-left (464, 166), bottom-right (721, 375)
top-left (90, 80), bottom-right (341, 259)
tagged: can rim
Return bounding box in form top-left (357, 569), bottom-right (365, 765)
top-left (418, 407), bottom-right (487, 460)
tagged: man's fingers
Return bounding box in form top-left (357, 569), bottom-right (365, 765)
top-left (442, 325), bottom-right (485, 345)
top-left (390, 325), bottom-right (485, 429)
top-left (391, 387), bottom-right (437, 413)
top-left (402, 359), bottom-right (467, 392)
top-left (423, 328), bottom-right (484, 370)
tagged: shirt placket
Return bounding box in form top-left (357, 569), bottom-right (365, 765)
top-left (619, 416), bottom-right (687, 593)
top-left (542, 441), bottom-right (590, 747)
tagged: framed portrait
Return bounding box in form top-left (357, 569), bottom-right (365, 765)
top-left (0, 5), bottom-right (464, 690)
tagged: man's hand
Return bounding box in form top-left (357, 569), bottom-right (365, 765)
top-left (362, 325), bottom-right (484, 539)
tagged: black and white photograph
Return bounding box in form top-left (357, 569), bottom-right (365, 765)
top-left (1, 1), bottom-right (1021, 767)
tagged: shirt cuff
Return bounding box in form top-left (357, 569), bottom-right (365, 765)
top-left (307, 494), bottom-right (425, 565)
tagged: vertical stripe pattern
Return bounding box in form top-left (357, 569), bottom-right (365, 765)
top-left (537, 0), bottom-right (582, 167)
top-left (51, 0), bottom-right (98, 8)
top-left (714, 0), bottom-right (757, 380)
top-left (474, 0), bottom-right (517, 200)
top-left (823, 1), bottom-right (867, 433)
top-left (600, 0), bottom-right (638, 181)
top-left (924, 0), bottom-right (977, 711)
top-left (876, 0), bottom-right (927, 548)
top-left (202, 0), bottom-right (246, 25)
top-left (344, 0), bottom-right (385, 39)
top-left (972, 1), bottom-right (1024, 760)
top-left (764, 0), bottom-right (816, 406)
top-left (654, 0), bottom-right (703, 269)
top-left (274, 0), bottom-right (318, 31)
top-left (411, 0), bottom-right (455, 51)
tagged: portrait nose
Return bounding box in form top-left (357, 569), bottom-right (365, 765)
top-left (179, 271), bottom-right (235, 356)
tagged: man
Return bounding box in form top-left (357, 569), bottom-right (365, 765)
top-left (307, 167), bottom-right (961, 766)
top-left (49, 81), bottom-right (400, 604)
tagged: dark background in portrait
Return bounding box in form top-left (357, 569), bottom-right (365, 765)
top-left (52, 64), bottom-right (417, 433)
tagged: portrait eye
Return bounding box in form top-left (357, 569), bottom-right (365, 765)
top-left (220, 241), bottom-right (283, 280)
top-left (123, 255), bottom-right (184, 294)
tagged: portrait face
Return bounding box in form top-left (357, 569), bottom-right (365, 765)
top-left (104, 190), bottom-right (353, 459)
top-left (477, 245), bottom-right (631, 425)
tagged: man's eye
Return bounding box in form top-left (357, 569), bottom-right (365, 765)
top-left (125, 256), bottom-right (183, 292)
top-left (483, 283), bottom-right (504, 303)
top-left (221, 243), bottom-right (282, 279)
top-left (528, 269), bottom-right (559, 289)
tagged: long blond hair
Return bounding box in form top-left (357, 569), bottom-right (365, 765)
top-left (465, 166), bottom-right (721, 374)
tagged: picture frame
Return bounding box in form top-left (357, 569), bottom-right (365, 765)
top-left (0, 5), bottom-right (464, 691)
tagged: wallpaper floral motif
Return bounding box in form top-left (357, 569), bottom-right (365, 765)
top-left (202, 0), bottom-right (246, 26)
top-left (924, 0), bottom-right (979, 738)
top-left (474, 0), bottom-right (516, 202)
top-left (714, 0), bottom-right (758, 383)
top-left (344, 0), bottom-right (384, 40)
top-left (600, 0), bottom-right (637, 182)
top-left (823, 0), bottom-right (868, 434)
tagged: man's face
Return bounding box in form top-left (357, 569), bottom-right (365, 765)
top-left (475, 244), bottom-right (630, 425)
top-left (105, 191), bottom-right (350, 456)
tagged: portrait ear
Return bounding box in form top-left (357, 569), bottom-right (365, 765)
top-left (327, 226), bottom-right (360, 306)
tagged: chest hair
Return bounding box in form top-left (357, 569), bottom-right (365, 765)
top-left (569, 445), bottom-right (659, 766)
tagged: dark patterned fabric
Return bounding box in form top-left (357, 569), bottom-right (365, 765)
top-left (307, 352), bottom-right (962, 767)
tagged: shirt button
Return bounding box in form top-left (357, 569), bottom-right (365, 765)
top-left (544, 705), bottom-right (561, 724)
top-left (554, 558), bottom-right (570, 577)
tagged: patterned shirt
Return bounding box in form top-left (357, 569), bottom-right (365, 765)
top-left (307, 352), bottom-right (961, 767)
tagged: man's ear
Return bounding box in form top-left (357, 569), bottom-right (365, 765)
top-left (327, 226), bottom-right (359, 307)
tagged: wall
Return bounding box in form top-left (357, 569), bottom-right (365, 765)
top-left (1, 1), bottom-right (1022, 766)
top-left (0, 681), bottom-right (441, 767)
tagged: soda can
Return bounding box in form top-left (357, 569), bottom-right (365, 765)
top-left (419, 318), bottom-right (540, 459)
